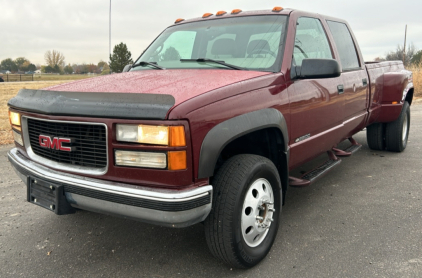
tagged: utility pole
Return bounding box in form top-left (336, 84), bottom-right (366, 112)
top-left (403, 24), bottom-right (407, 65)
top-left (109, 0), bottom-right (112, 73)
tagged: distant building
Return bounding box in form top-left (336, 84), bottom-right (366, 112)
top-left (34, 70), bottom-right (41, 74)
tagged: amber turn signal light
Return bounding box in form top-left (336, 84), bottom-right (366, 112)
top-left (231, 9), bottom-right (242, 14)
top-left (168, 151), bottom-right (187, 170)
top-left (216, 11), bottom-right (227, 16)
top-left (272, 6), bottom-right (283, 12)
top-left (169, 126), bottom-right (186, 147)
top-left (392, 101), bottom-right (398, 104)
top-left (202, 13), bottom-right (213, 18)
top-left (175, 18), bottom-right (185, 23)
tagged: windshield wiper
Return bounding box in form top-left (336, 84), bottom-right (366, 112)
top-left (131, 61), bottom-right (165, 70)
top-left (180, 58), bottom-right (244, 70)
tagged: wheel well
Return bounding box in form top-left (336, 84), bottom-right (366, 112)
top-left (406, 88), bottom-right (414, 105)
top-left (212, 128), bottom-right (288, 197)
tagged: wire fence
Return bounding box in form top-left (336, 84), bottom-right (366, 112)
top-left (0, 74), bottom-right (34, 82)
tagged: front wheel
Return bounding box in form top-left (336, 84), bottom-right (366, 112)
top-left (385, 101), bottom-right (410, 152)
top-left (204, 154), bottom-right (282, 268)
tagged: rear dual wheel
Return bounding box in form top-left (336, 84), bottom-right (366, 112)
top-left (204, 154), bottom-right (281, 268)
top-left (366, 122), bottom-right (385, 151)
top-left (366, 101), bottom-right (410, 152)
top-left (385, 101), bottom-right (410, 152)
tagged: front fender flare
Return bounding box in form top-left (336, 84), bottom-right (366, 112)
top-left (197, 108), bottom-right (289, 179)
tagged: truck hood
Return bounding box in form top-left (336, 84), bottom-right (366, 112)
top-left (45, 69), bottom-right (270, 106)
top-left (8, 70), bottom-right (270, 120)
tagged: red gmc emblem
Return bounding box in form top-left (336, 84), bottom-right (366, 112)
top-left (39, 135), bottom-right (73, 152)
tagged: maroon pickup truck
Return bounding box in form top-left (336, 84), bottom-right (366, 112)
top-left (8, 7), bottom-right (413, 268)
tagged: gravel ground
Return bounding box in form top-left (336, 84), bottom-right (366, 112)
top-left (0, 105), bottom-right (421, 277)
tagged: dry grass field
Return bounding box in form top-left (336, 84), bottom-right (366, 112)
top-left (408, 64), bottom-right (422, 98)
top-left (0, 74), bottom-right (94, 82)
top-left (33, 74), bottom-right (95, 81)
top-left (0, 81), bottom-right (71, 144)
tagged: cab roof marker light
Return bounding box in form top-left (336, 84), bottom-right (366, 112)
top-left (202, 13), bottom-right (213, 18)
top-left (175, 18), bottom-right (185, 23)
top-left (272, 6), bottom-right (283, 12)
top-left (216, 11), bottom-right (227, 16)
top-left (231, 9), bottom-right (242, 14)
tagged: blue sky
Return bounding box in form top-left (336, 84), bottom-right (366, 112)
top-left (0, 0), bottom-right (420, 65)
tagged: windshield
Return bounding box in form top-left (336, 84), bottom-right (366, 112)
top-left (131, 15), bottom-right (288, 72)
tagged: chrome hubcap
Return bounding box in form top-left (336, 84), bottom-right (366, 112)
top-left (402, 113), bottom-right (408, 143)
top-left (241, 178), bottom-right (275, 247)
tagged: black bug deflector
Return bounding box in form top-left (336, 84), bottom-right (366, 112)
top-left (8, 89), bottom-right (176, 120)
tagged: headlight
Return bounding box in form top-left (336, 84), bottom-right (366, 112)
top-left (9, 111), bottom-right (21, 127)
top-left (116, 124), bottom-right (186, 146)
top-left (9, 111), bottom-right (23, 145)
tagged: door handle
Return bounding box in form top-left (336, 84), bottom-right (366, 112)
top-left (362, 78), bottom-right (368, 86)
top-left (337, 85), bottom-right (344, 94)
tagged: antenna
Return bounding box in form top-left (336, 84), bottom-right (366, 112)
top-left (109, 0), bottom-right (111, 66)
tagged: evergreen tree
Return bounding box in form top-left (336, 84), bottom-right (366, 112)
top-left (109, 42), bottom-right (133, 73)
top-left (28, 64), bottom-right (36, 72)
top-left (64, 64), bottom-right (73, 74)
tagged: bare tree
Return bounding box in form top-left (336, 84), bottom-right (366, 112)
top-left (385, 43), bottom-right (416, 66)
top-left (44, 50), bottom-right (65, 68)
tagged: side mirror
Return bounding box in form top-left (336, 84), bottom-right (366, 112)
top-left (294, 59), bottom-right (341, 79)
top-left (122, 64), bottom-right (132, 73)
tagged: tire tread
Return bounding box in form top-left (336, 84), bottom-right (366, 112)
top-left (366, 123), bottom-right (385, 150)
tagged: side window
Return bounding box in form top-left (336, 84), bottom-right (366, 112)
top-left (159, 31), bottom-right (196, 61)
top-left (293, 17), bottom-right (332, 66)
top-left (327, 21), bottom-right (360, 71)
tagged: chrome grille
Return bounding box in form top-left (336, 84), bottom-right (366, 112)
top-left (27, 118), bottom-right (107, 169)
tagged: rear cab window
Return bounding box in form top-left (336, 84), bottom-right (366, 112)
top-left (326, 21), bottom-right (360, 71)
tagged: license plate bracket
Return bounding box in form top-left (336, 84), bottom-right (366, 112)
top-left (27, 177), bottom-right (76, 215)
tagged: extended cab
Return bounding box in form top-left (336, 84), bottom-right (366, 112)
top-left (7, 7), bottom-right (413, 268)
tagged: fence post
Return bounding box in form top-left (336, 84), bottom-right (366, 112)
top-left (7, 74), bottom-right (8, 82)
top-left (32, 74), bottom-right (34, 81)
top-left (20, 75), bottom-right (21, 81)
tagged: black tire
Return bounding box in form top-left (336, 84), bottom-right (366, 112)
top-left (204, 154), bottom-right (282, 268)
top-left (385, 101), bottom-right (410, 152)
top-left (366, 123), bottom-right (385, 150)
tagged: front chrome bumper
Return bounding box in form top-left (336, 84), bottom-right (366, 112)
top-left (8, 148), bottom-right (212, 228)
